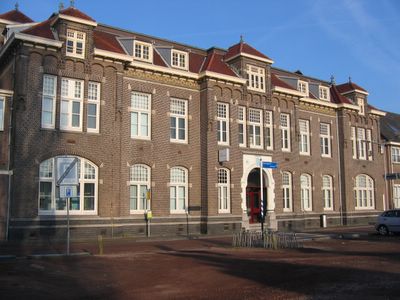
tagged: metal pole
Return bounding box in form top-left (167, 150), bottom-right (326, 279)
top-left (67, 197), bottom-right (70, 256)
top-left (260, 160), bottom-right (264, 238)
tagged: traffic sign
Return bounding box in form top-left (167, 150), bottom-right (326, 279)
top-left (60, 186), bottom-right (77, 198)
top-left (262, 162), bottom-right (278, 169)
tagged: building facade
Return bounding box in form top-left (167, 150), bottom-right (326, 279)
top-left (0, 5), bottom-right (390, 241)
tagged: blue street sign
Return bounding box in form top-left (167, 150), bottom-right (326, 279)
top-left (262, 162), bottom-right (278, 169)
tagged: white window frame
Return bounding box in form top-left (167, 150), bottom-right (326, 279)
top-left (300, 174), bottom-right (312, 212)
top-left (248, 108), bottom-right (263, 149)
top-left (393, 184), bottom-right (400, 208)
top-left (357, 97), bottom-right (365, 115)
top-left (218, 168), bottom-right (231, 213)
top-left (87, 81), bottom-right (100, 133)
top-left (265, 110), bottom-right (273, 150)
top-left (129, 164), bottom-right (151, 214)
top-left (392, 147), bottom-right (400, 163)
top-left (282, 171), bottom-right (292, 212)
top-left (170, 167), bottom-right (188, 214)
top-left (246, 64), bottom-right (265, 92)
top-left (238, 106), bottom-right (246, 147)
top-left (0, 96), bottom-right (5, 131)
top-left (366, 129), bottom-right (373, 161)
top-left (38, 156), bottom-right (98, 215)
top-left (351, 126), bottom-right (357, 159)
top-left (354, 174), bottom-right (375, 209)
top-left (41, 74), bottom-right (57, 129)
top-left (297, 80), bottom-right (308, 95)
top-left (171, 49), bottom-right (188, 70)
top-left (319, 86), bottom-right (329, 101)
top-left (130, 92), bottom-right (151, 140)
top-left (170, 98), bottom-right (188, 143)
top-left (66, 29), bottom-right (85, 59)
top-left (217, 102), bottom-right (229, 145)
top-left (322, 175), bottom-right (333, 211)
top-left (280, 113), bottom-right (291, 152)
top-left (357, 127), bottom-right (367, 160)
top-left (299, 119), bottom-right (310, 155)
top-left (320, 123), bottom-right (331, 157)
top-left (133, 40), bottom-right (153, 63)
top-left (60, 78), bottom-right (84, 132)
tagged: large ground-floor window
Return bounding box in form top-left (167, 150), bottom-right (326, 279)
top-left (354, 174), bottom-right (374, 209)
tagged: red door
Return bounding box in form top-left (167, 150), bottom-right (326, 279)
top-left (247, 191), bottom-right (261, 224)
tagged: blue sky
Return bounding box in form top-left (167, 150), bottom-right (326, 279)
top-left (2, 0), bottom-right (400, 113)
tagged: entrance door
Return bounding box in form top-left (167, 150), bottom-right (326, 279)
top-left (247, 190), bottom-right (261, 224)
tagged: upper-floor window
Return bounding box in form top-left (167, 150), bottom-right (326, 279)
top-left (297, 80), bottom-right (308, 95)
top-left (280, 113), bottom-right (291, 152)
top-left (171, 49), bottom-right (188, 70)
top-left (319, 86), bottom-right (329, 101)
top-left (0, 96), bottom-right (4, 131)
top-left (299, 119), bottom-right (310, 155)
top-left (300, 173), bottom-right (312, 211)
top-left (218, 168), bottom-right (231, 213)
top-left (238, 106), bottom-right (246, 147)
top-left (246, 65), bottom-right (265, 92)
top-left (393, 185), bottom-right (400, 208)
top-left (134, 40), bottom-right (152, 62)
top-left (357, 97), bottom-right (365, 115)
top-left (60, 78), bottom-right (83, 131)
top-left (357, 127), bottom-right (367, 160)
top-left (392, 147), bottom-right (400, 163)
top-left (131, 92), bottom-right (151, 140)
top-left (66, 29), bottom-right (85, 59)
top-left (217, 102), bottom-right (229, 145)
top-left (265, 110), bottom-right (273, 150)
top-left (320, 123), bottom-right (331, 157)
top-left (170, 98), bottom-right (188, 143)
top-left (354, 174), bottom-right (375, 209)
top-left (170, 167), bottom-right (188, 213)
top-left (282, 171), bottom-right (292, 212)
top-left (366, 129), bottom-right (373, 161)
top-left (129, 164), bottom-right (151, 213)
top-left (248, 108), bottom-right (263, 149)
top-left (87, 82), bottom-right (100, 133)
top-left (41, 75), bottom-right (57, 129)
top-left (322, 175), bottom-right (333, 210)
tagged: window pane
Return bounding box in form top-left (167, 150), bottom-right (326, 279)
top-left (170, 117), bottom-right (176, 139)
top-left (130, 185), bottom-right (138, 210)
top-left (131, 112), bottom-right (138, 137)
top-left (140, 185), bottom-right (147, 210)
top-left (39, 182), bottom-right (52, 210)
top-left (170, 186), bottom-right (176, 210)
top-left (178, 186), bottom-right (185, 210)
top-left (141, 113), bottom-right (148, 136)
top-left (178, 118), bottom-right (185, 140)
top-left (88, 116), bottom-right (96, 129)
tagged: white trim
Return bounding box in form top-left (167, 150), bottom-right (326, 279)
top-left (337, 103), bottom-right (360, 111)
top-left (297, 80), bottom-right (309, 95)
top-left (94, 48), bottom-right (132, 62)
top-left (0, 18), bottom-right (20, 25)
top-left (340, 89), bottom-right (369, 96)
top-left (0, 89), bottom-right (14, 96)
top-left (300, 97), bottom-right (338, 109)
top-left (218, 168), bottom-right (231, 214)
top-left (387, 141), bottom-right (400, 146)
top-left (14, 32), bottom-right (62, 47)
top-left (225, 52), bottom-right (274, 64)
top-left (272, 86), bottom-right (304, 97)
top-left (200, 71), bottom-right (246, 84)
top-left (370, 109), bottom-right (386, 116)
top-left (58, 14), bottom-right (97, 27)
top-left (132, 60), bottom-right (198, 79)
top-left (171, 49), bottom-right (189, 71)
top-left (133, 40), bottom-right (153, 63)
top-left (130, 92), bottom-right (152, 140)
top-left (217, 102), bottom-right (230, 146)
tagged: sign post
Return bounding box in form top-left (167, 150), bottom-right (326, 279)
top-left (146, 189), bottom-right (152, 237)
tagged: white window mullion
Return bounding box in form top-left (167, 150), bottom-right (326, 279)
top-left (41, 75), bottom-right (57, 129)
top-left (299, 119), bottom-right (310, 155)
top-left (265, 110), bottom-right (273, 150)
top-left (217, 102), bottom-right (229, 145)
top-left (238, 106), bottom-right (246, 147)
top-left (280, 113), bottom-right (291, 152)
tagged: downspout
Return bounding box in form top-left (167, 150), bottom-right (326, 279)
top-left (335, 113), bottom-right (343, 226)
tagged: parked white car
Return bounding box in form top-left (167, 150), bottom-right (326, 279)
top-left (375, 209), bottom-right (400, 235)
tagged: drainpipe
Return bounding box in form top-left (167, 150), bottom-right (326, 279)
top-left (335, 114), bottom-right (343, 226)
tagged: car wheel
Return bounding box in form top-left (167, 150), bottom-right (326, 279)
top-left (378, 225), bottom-right (389, 236)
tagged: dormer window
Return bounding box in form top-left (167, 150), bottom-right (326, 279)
top-left (134, 40), bottom-right (153, 63)
top-left (319, 86), bottom-right (329, 101)
top-left (297, 80), bottom-right (308, 95)
top-left (171, 49), bottom-right (188, 70)
top-left (357, 97), bottom-right (365, 115)
top-left (66, 29), bottom-right (85, 59)
top-left (246, 64), bottom-right (265, 92)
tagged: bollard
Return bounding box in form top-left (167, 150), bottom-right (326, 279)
top-left (98, 235), bottom-right (104, 255)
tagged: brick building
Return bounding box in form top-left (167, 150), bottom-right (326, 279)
top-left (0, 5), bottom-right (391, 241)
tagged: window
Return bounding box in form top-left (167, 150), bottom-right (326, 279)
top-left (41, 75), bottom-right (57, 129)
top-left (217, 102), bottom-right (229, 145)
top-left (66, 29), bottom-right (85, 58)
top-left (248, 108), bottom-right (263, 148)
top-left (38, 156), bottom-right (97, 215)
top-left (320, 123), bottom-right (331, 157)
top-left (170, 98), bottom-right (188, 143)
top-left (265, 110), bottom-right (273, 150)
top-left (297, 80), bottom-right (308, 95)
top-left (357, 128), bottom-right (366, 160)
top-left (354, 174), bottom-right (374, 209)
top-left (130, 92), bottom-right (151, 139)
top-left (280, 113), bottom-right (291, 151)
top-left (60, 78), bottom-right (83, 131)
top-left (218, 168), bottom-right (230, 213)
top-left (366, 129), bottom-right (373, 160)
top-left (134, 40), bottom-right (152, 62)
top-left (129, 164), bottom-right (150, 213)
top-left (300, 174), bottom-right (312, 211)
top-left (392, 147), bottom-right (400, 163)
top-left (171, 49), bottom-right (188, 70)
top-left (393, 185), bottom-right (400, 208)
top-left (322, 175), bottom-right (333, 210)
top-left (170, 167), bottom-right (188, 213)
top-left (299, 119), bottom-right (310, 155)
top-left (246, 64), bottom-right (265, 92)
top-left (0, 96), bottom-right (5, 131)
top-left (238, 106), bottom-right (246, 147)
top-left (357, 97), bottom-right (365, 115)
top-left (351, 126), bottom-right (357, 159)
top-left (319, 86), bottom-right (329, 101)
top-left (282, 172), bottom-right (292, 212)
top-left (87, 82), bottom-right (100, 133)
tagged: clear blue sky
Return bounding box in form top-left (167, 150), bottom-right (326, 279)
top-left (2, 0), bottom-right (400, 113)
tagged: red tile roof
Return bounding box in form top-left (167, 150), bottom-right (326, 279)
top-left (0, 9), bottom-right (33, 24)
top-left (201, 51), bottom-right (238, 77)
top-left (336, 82), bottom-right (367, 93)
top-left (153, 49), bottom-right (168, 67)
top-left (59, 7), bottom-right (96, 22)
top-left (189, 52), bottom-right (206, 73)
top-left (330, 85), bottom-right (353, 104)
top-left (22, 18), bottom-right (55, 40)
top-left (225, 41), bottom-right (272, 62)
top-left (271, 73), bottom-right (296, 90)
top-left (93, 30), bottom-right (125, 54)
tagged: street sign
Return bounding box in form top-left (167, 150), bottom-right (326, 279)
top-left (57, 157), bottom-right (79, 185)
top-left (262, 162), bottom-right (278, 169)
top-left (384, 173), bottom-right (400, 180)
top-left (60, 186), bottom-right (77, 198)
top-left (218, 148), bottom-right (230, 162)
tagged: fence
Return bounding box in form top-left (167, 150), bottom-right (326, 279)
top-left (232, 230), bottom-right (302, 249)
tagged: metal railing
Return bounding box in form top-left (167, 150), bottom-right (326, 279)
top-left (232, 230), bottom-right (302, 249)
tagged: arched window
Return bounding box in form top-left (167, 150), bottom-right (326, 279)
top-left (300, 174), bottom-right (312, 211)
top-left (170, 167), bottom-right (188, 213)
top-left (322, 175), bottom-right (333, 210)
top-left (129, 164), bottom-right (151, 213)
top-left (218, 168), bottom-right (230, 213)
top-left (354, 174), bottom-right (375, 209)
top-left (38, 156), bottom-right (98, 215)
top-left (282, 172), bottom-right (292, 212)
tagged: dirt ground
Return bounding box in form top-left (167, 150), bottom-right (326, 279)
top-left (1, 228), bottom-right (399, 299)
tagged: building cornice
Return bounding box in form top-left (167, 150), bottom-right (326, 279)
top-left (300, 97), bottom-right (338, 109)
top-left (93, 48), bottom-right (132, 62)
top-left (0, 18), bottom-right (19, 25)
top-left (0, 89), bottom-right (14, 95)
top-left (341, 89), bottom-right (369, 96)
top-left (57, 14), bottom-right (98, 27)
top-left (130, 60), bottom-right (199, 79)
top-left (369, 109), bottom-right (386, 117)
top-left (337, 103), bottom-right (360, 111)
top-left (225, 52), bottom-right (274, 64)
top-left (199, 71), bottom-right (246, 85)
top-left (272, 86), bottom-right (303, 97)
top-left (15, 32), bottom-right (63, 47)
